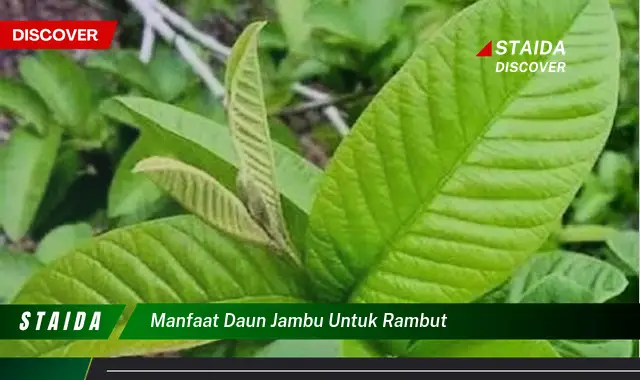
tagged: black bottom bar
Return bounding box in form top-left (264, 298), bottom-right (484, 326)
top-left (86, 358), bottom-right (640, 380)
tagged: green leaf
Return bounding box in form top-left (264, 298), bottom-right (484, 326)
top-left (305, 0), bottom-right (621, 303)
top-left (552, 340), bottom-right (633, 358)
top-left (408, 340), bottom-right (559, 358)
top-left (107, 137), bottom-right (166, 219)
top-left (0, 250), bottom-right (42, 304)
top-left (32, 148), bottom-right (84, 226)
top-left (1, 127), bottom-right (62, 241)
top-left (571, 175), bottom-right (616, 223)
top-left (225, 21), bottom-right (297, 259)
top-left (606, 230), bottom-right (639, 276)
top-left (2, 215), bottom-right (308, 357)
top-left (0, 78), bottom-right (49, 135)
top-left (597, 151), bottom-right (633, 192)
top-left (252, 340), bottom-right (343, 357)
top-left (0, 144), bottom-right (6, 228)
top-left (275, 0), bottom-right (313, 54)
top-left (305, 0), bottom-right (404, 51)
top-left (85, 49), bottom-right (159, 96)
top-left (147, 45), bottom-right (194, 102)
top-left (19, 52), bottom-right (93, 135)
top-left (35, 223), bottom-right (93, 264)
top-left (134, 156), bottom-right (273, 248)
top-left (505, 251), bottom-right (628, 303)
top-left (342, 340), bottom-right (379, 357)
top-left (100, 97), bottom-right (321, 215)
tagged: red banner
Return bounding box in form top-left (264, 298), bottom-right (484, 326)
top-left (0, 20), bottom-right (117, 50)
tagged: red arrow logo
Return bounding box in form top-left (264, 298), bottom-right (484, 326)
top-left (476, 41), bottom-right (492, 57)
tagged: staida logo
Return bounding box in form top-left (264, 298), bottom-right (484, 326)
top-left (477, 40), bottom-right (566, 73)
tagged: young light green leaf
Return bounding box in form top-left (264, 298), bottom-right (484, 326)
top-left (1, 127), bottom-right (62, 241)
top-left (133, 156), bottom-right (273, 248)
top-left (36, 223), bottom-right (93, 264)
top-left (605, 230), bottom-right (639, 276)
top-left (552, 340), bottom-right (633, 358)
top-left (19, 52), bottom-right (93, 136)
top-left (305, 0), bottom-right (621, 303)
top-left (1, 215), bottom-right (308, 357)
top-left (506, 251), bottom-right (628, 303)
top-left (0, 249), bottom-right (42, 304)
top-left (225, 21), bottom-right (297, 259)
top-left (408, 340), bottom-right (559, 358)
top-left (100, 97), bottom-right (321, 215)
top-left (0, 78), bottom-right (49, 135)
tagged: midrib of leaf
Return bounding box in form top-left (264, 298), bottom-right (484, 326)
top-left (347, 0), bottom-right (594, 302)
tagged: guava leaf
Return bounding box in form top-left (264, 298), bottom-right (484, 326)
top-left (274, 0), bottom-right (313, 54)
top-left (408, 340), bottom-right (559, 358)
top-left (1, 215), bottom-right (307, 357)
top-left (1, 127), bottom-right (62, 241)
top-left (100, 97), bottom-right (321, 215)
top-left (134, 156), bottom-right (273, 248)
top-left (605, 230), bottom-right (639, 276)
top-left (226, 22), bottom-right (296, 259)
top-left (36, 223), bottom-right (93, 264)
top-left (0, 78), bottom-right (49, 135)
top-left (305, 0), bottom-right (620, 303)
top-left (252, 340), bottom-right (343, 357)
top-left (0, 249), bottom-right (42, 304)
top-left (552, 339), bottom-right (633, 358)
top-left (107, 137), bottom-right (166, 219)
top-left (19, 52), bottom-right (94, 136)
top-left (85, 49), bottom-right (160, 96)
top-left (506, 251), bottom-right (628, 303)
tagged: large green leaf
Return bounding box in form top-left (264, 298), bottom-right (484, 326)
top-left (100, 97), bottom-right (321, 215)
top-left (225, 22), bottom-right (296, 259)
top-left (407, 340), bottom-right (559, 358)
top-left (305, 0), bottom-right (620, 303)
top-left (1, 127), bottom-right (62, 241)
top-left (505, 251), bottom-right (628, 303)
top-left (1, 215), bottom-right (308, 357)
top-left (0, 78), bottom-right (49, 135)
top-left (19, 52), bottom-right (93, 136)
top-left (134, 156), bottom-right (273, 248)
